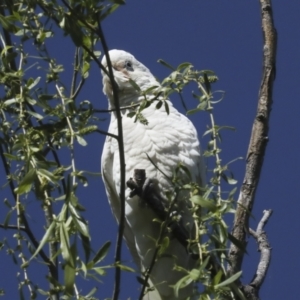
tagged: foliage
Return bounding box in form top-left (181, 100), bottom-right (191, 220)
top-left (129, 61), bottom-right (245, 299)
top-left (0, 1), bottom-right (244, 299)
top-left (0, 1), bottom-right (125, 299)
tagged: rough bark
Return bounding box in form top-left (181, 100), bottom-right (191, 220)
top-left (227, 0), bottom-right (277, 282)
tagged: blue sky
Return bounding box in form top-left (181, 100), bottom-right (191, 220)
top-left (1, 1), bottom-right (300, 299)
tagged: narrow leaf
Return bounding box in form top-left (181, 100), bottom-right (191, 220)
top-left (157, 59), bottom-right (175, 70)
top-left (64, 263), bottom-right (75, 295)
top-left (215, 271), bottom-right (242, 288)
top-left (15, 169), bottom-right (36, 195)
top-left (60, 222), bottom-right (70, 261)
top-left (93, 267), bottom-right (106, 276)
top-left (76, 135), bottom-right (88, 146)
top-left (87, 241), bottom-right (111, 268)
top-left (190, 195), bottom-right (216, 211)
top-left (128, 78), bottom-right (141, 91)
top-left (27, 77), bottom-right (41, 90)
top-left (29, 221), bottom-right (56, 261)
top-left (177, 62), bottom-right (192, 71)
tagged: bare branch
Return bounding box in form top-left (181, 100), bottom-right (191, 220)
top-left (96, 129), bottom-right (118, 140)
top-left (95, 18), bottom-right (126, 300)
top-left (0, 224), bottom-right (26, 231)
top-left (228, 0), bottom-right (277, 277)
top-left (241, 210), bottom-right (272, 300)
top-left (70, 47), bottom-right (80, 98)
top-left (249, 209), bottom-right (272, 289)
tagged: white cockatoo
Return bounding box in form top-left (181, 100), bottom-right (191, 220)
top-left (101, 49), bottom-right (205, 300)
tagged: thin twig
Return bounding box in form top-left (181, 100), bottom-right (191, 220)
top-left (96, 129), bottom-right (118, 140)
top-left (0, 224), bottom-right (26, 231)
top-left (227, 0), bottom-right (277, 277)
top-left (72, 78), bottom-right (85, 99)
top-left (70, 47), bottom-right (80, 98)
top-left (56, 84), bottom-right (76, 186)
top-left (70, 47), bottom-right (86, 99)
top-left (16, 194), bottom-right (34, 297)
top-left (96, 20), bottom-right (126, 300)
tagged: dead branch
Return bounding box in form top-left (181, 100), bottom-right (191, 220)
top-left (249, 209), bottom-right (272, 289)
top-left (242, 209), bottom-right (273, 299)
top-left (228, 0), bottom-right (277, 278)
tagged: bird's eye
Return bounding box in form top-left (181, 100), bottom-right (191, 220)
top-left (124, 60), bottom-right (134, 71)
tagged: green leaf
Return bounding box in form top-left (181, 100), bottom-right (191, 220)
top-left (27, 110), bottom-right (43, 120)
top-left (127, 112), bottom-right (136, 118)
top-left (60, 222), bottom-right (70, 261)
top-left (64, 262), bottom-right (75, 295)
top-left (87, 241), bottom-right (111, 268)
top-left (189, 268), bottom-right (200, 280)
top-left (231, 284), bottom-right (247, 300)
top-left (27, 77), bottom-right (41, 90)
top-left (202, 128), bottom-right (213, 137)
top-left (37, 169), bottom-right (60, 183)
top-left (186, 107), bottom-right (202, 115)
top-left (29, 220), bottom-right (56, 261)
top-left (37, 289), bottom-right (48, 296)
top-left (190, 195), bottom-right (216, 211)
top-left (215, 271), bottom-right (242, 288)
top-left (84, 287), bottom-right (98, 298)
top-left (69, 204), bottom-right (90, 237)
top-left (93, 267), bottom-right (106, 276)
top-left (228, 187), bottom-right (237, 199)
top-left (82, 61), bottom-right (90, 78)
top-left (3, 153), bottom-right (19, 160)
top-left (128, 78), bottom-right (141, 92)
top-left (100, 4), bottom-right (122, 21)
top-left (116, 264), bottom-right (135, 272)
top-left (0, 15), bottom-right (16, 32)
top-left (174, 274), bottom-right (193, 297)
top-left (142, 85), bottom-right (159, 95)
top-left (156, 100), bottom-right (163, 109)
top-left (164, 101), bottom-right (170, 115)
top-left (76, 135), bottom-right (87, 146)
top-left (158, 237), bottom-right (169, 256)
top-left (80, 233), bottom-right (91, 263)
top-left (157, 59), bottom-right (175, 70)
top-left (3, 210), bottom-right (13, 229)
top-left (203, 73), bottom-right (211, 94)
top-left (212, 269), bottom-right (223, 286)
top-left (15, 169), bottom-right (36, 195)
top-left (3, 98), bottom-right (17, 106)
top-left (217, 125), bottom-right (236, 132)
top-left (177, 62), bottom-right (192, 71)
top-left (221, 173), bottom-right (237, 185)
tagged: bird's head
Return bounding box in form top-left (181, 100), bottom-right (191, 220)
top-left (101, 49), bottom-right (159, 107)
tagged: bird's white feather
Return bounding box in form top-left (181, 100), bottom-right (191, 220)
top-left (101, 49), bottom-right (205, 300)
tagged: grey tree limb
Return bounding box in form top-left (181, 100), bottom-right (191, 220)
top-left (241, 210), bottom-right (273, 300)
top-left (227, 0), bottom-right (277, 279)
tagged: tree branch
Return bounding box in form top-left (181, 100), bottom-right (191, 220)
top-left (0, 224), bottom-right (26, 231)
top-left (242, 210), bottom-right (272, 300)
top-left (227, 0), bottom-right (277, 277)
top-left (96, 18), bottom-right (126, 300)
